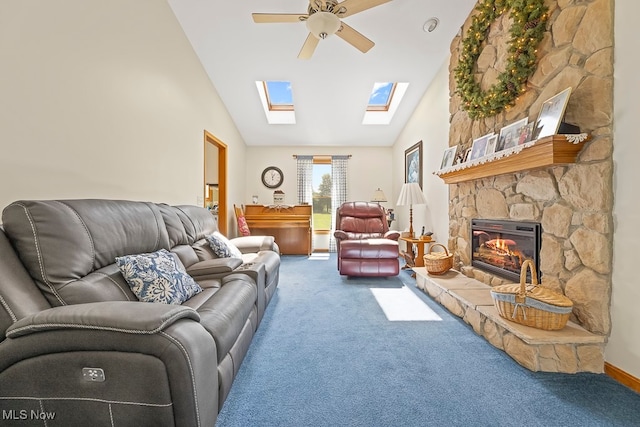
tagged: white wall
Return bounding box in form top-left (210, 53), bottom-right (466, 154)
top-left (391, 60), bottom-right (451, 243)
top-left (608, 1), bottom-right (640, 379)
top-left (0, 0), bottom-right (246, 215)
top-left (244, 146), bottom-right (393, 209)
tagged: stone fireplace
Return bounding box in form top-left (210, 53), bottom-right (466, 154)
top-left (471, 219), bottom-right (541, 283)
top-left (446, 0), bottom-right (614, 338)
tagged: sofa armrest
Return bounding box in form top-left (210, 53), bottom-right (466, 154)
top-left (384, 230), bottom-right (401, 241)
top-left (6, 301), bottom-right (199, 339)
top-left (334, 230), bottom-right (348, 240)
top-left (1, 302), bottom-right (218, 426)
top-left (186, 257), bottom-right (243, 279)
top-left (230, 235), bottom-right (277, 253)
top-left (231, 262), bottom-right (266, 321)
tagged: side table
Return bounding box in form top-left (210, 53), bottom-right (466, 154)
top-left (399, 236), bottom-right (433, 275)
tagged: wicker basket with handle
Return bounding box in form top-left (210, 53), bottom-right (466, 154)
top-left (490, 260), bottom-right (573, 330)
top-left (423, 243), bottom-right (453, 275)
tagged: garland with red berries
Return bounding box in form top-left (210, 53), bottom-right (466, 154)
top-left (454, 0), bottom-right (548, 119)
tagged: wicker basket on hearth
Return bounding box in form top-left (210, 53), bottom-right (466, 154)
top-left (490, 260), bottom-right (573, 331)
top-left (423, 243), bottom-right (453, 275)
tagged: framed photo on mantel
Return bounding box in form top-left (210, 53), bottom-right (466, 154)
top-left (534, 87), bottom-right (572, 140)
top-left (440, 146), bottom-right (457, 170)
top-left (469, 133), bottom-right (494, 162)
top-left (498, 118), bottom-right (528, 152)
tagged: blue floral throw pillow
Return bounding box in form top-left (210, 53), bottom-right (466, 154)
top-left (206, 231), bottom-right (243, 259)
top-left (115, 249), bottom-right (202, 305)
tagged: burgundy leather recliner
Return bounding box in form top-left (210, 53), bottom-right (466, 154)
top-left (333, 202), bottom-right (401, 277)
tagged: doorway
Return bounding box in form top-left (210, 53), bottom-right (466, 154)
top-left (312, 161), bottom-right (331, 252)
top-left (204, 131), bottom-right (227, 235)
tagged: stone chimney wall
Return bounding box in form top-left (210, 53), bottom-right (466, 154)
top-left (447, 0), bottom-right (613, 335)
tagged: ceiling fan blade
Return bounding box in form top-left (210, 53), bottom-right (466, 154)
top-left (336, 22), bottom-right (374, 53)
top-left (298, 33), bottom-right (320, 59)
top-left (335, 0), bottom-right (391, 18)
top-left (252, 13), bottom-right (306, 23)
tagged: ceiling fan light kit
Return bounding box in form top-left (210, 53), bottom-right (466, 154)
top-left (306, 11), bottom-right (341, 39)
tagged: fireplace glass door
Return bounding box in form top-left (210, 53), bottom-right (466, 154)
top-left (471, 219), bottom-right (541, 282)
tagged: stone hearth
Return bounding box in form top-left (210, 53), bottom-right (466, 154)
top-left (415, 268), bottom-right (605, 373)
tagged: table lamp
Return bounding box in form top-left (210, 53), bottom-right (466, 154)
top-left (371, 188), bottom-right (387, 205)
top-left (396, 182), bottom-right (427, 238)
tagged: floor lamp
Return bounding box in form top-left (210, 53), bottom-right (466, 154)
top-left (396, 182), bottom-right (427, 238)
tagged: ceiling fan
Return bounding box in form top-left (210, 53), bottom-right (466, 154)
top-left (252, 0), bottom-right (391, 59)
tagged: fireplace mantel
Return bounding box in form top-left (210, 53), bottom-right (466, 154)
top-left (436, 135), bottom-right (590, 184)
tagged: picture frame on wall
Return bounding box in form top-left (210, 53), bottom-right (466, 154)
top-left (405, 141), bottom-right (423, 188)
top-left (469, 133), bottom-right (494, 161)
top-left (498, 117), bottom-right (528, 152)
top-left (440, 146), bottom-right (458, 170)
top-left (534, 87), bottom-right (572, 139)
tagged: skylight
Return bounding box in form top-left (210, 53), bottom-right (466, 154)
top-left (256, 80), bottom-right (296, 124)
top-left (362, 82), bottom-right (409, 125)
top-left (367, 82), bottom-right (396, 111)
top-left (264, 81), bottom-right (293, 111)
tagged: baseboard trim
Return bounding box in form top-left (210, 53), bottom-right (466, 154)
top-left (605, 362), bottom-right (640, 393)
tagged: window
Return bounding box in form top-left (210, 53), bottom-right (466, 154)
top-left (295, 154), bottom-right (348, 252)
top-left (264, 81), bottom-right (293, 111)
top-left (312, 161), bottom-right (332, 231)
top-left (255, 80), bottom-right (296, 124)
top-left (362, 82), bottom-right (409, 125)
top-left (367, 82), bottom-right (396, 111)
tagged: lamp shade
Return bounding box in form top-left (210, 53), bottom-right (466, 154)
top-left (396, 182), bottom-right (427, 206)
top-left (371, 188), bottom-right (387, 203)
top-left (306, 11), bottom-right (341, 39)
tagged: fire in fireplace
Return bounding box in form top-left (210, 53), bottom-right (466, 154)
top-left (471, 219), bottom-right (541, 282)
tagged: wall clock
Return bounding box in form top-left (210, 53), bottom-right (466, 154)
top-left (261, 166), bottom-right (283, 189)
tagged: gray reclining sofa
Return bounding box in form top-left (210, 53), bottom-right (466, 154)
top-left (0, 199), bottom-right (280, 426)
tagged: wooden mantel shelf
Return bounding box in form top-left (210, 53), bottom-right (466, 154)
top-left (436, 135), bottom-right (590, 184)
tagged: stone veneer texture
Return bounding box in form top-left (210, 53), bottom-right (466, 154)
top-left (447, 0), bottom-right (613, 335)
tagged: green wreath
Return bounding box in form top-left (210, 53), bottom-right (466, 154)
top-left (454, 0), bottom-right (548, 119)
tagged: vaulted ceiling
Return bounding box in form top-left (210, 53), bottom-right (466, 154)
top-left (168, 0), bottom-right (476, 147)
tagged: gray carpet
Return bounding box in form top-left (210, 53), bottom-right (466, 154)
top-left (216, 254), bottom-right (640, 426)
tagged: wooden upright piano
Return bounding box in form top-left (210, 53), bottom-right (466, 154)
top-left (243, 204), bottom-right (312, 255)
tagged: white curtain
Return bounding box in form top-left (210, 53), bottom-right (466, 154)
top-left (296, 155), bottom-right (314, 252)
top-left (296, 156), bottom-right (313, 204)
top-left (330, 156), bottom-right (349, 252)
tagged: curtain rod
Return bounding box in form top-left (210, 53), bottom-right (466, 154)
top-left (292, 155), bottom-right (352, 159)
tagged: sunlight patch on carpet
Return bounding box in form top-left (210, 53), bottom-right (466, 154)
top-left (370, 286), bottom-right (442, 321)
top-left (309, 253), bottom-right (330, 261)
